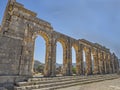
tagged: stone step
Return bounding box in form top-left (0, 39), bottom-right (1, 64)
top-left (14, 74), bottom-right (120, 90)
top-left (28, 74), bottom-right (114, 83)
top-left (34, 76), bottom-right (119, 90)
top-left (16, 74), bottom-right (113, 87)
top-left (16, 76), bottom-right (97, 87)
top-left (28, 75), bottom-right (104, 82)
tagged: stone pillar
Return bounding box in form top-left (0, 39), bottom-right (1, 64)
top-left (114, 56), bottom-right (117, 73)
top-left (44, 42), bottom-right (52, 77)
top-left (111, 53), bottom-right (115, 73)
top-left (76, 44), bottom-right (83, 75)
top-left (67, 39), bottom-right (72, 76)
top-left (98, 51), bottom-right (101, 74)
top-left (110, 53), bottom-right (114, 73)
top-left (76, 47), bottom-right (80, 75)
top-left (62, 42), bottom-right (72, 76)
top-left (114, 56), bottom-right (119, 73)
top-left (98, 51), bottom-right (104, 74)
top-left (116, 58), bottom-right (119, 73)
top-left (102, 52), bottom-right (105, 74)
top-left (79, 44), bottom-right (84, 75)
top-left (62, 46), bottom-right (68, 76)
top-left (85, 47), bottom-right (92, 75)
top-left (51, 41), bottom-right (56, 77)
top-left (76, 50), bottom-right (80, 75)
top-left (106, 53), bottom-right (109, 74)
top-left (107, 53), bottom-right (112, 74)
top-left (92, 48), bottom-right (99, 74)
top-left (103, 53), bottom-right (107, 74)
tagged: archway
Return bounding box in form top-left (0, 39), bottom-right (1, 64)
top-left (56, 41), bottom-right (63, 76)
top-left (32, 31), bottom-right (49, 77)
top-left (55, 38), bottom-right (67, 76)
top-left (72, 47), bottom-right (76, 75)
top-left (83, 50), bottom-right (86, 75)
top-left (33, 35), bottom-right (46, 76)
top-left (91, 53), bottom-right (94, 73)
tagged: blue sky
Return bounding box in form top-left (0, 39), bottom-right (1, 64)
top-left (0, 0), bottom-right (120, 63)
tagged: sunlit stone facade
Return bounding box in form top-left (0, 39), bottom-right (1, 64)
top-left (0, 0), bottom-right (119, 86)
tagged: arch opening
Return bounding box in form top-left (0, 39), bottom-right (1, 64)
top-left (56, 41), bottom-right (63, 76)
top-left (33, 33), bottom-right (48, 77)
top-left (72, 46), bottom-right (76, 75)
top-left (55, 38), bottom-right (67, 76)
top-left (83, 50), bottom-right (86, 74)
top-left (91, 53), bottom-right (94, 72)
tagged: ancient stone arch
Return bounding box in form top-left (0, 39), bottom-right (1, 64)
top-left (91, 47), bottom-right (99, 74)
top-left (32, 30), bottom-right (50, 75)
top-left (72, 43), bottom-right (79, 75)
top-left (0, 0), bottom-right (119, 86)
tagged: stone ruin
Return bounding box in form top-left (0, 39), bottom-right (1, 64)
top-left (0, 0), bottom-right (119, 89)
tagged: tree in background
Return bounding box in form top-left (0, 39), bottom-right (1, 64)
top-left (72, 66), bottom-right (76, 74)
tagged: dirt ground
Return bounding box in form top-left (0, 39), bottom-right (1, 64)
top-left (57, 78), bottom-right (120, 90)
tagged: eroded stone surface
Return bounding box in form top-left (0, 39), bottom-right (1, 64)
top-left (0, 0), bottom-right (119, 89)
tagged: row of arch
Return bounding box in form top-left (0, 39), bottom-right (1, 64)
top-left (1, 0), bottom-right (119, 78)
top-left (31, 30), bottom-right (119, 77)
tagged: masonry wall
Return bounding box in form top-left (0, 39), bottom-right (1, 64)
top-left (0, 0), bottom-right (119, 88)
top-left (0, 36), bottom-right (22, 75)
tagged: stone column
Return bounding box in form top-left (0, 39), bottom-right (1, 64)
top-left (62, 43), bottom-right (72, 76)
top-left (111, 53), bottom-right (115, 73)
top-left (104, 52), bottom-right (107, 74)
top-left (85, 47), bottom-right (92, 75)
top-left (102, 52), bottom-right (105, 74)
top-left (18, 26), bottom-right (35, 76)
top-left (114, 56), bottom-right (119, 73)
top-left (106, 53), bottom-right (109, 74)
top-left (114, 57), bottom-right (117, 73)
top-left (110, 53), bottom-right (113, 73)
top-left (116, 58), bottom-right (119, 73)
top-left (51, 41), bottom-right (56, 77)
top-left (62, 46), bottom-right (68, 76)
top-left (107, 53), bottom-right (112, 74)
top-left (67, 40), bottom-right (72, 76)
top-left (92, 48), bottom-right (99, 74)
top-left (79, 44), bottom-right (84, 75)
top-left (98, 51), bottom-right (104, 74)
top-left (76, 47), bottom-right (80, 75)
top-left (76, 44), bottom-right (83, 75)
top-left (44, 42), bottom-right (52, 77)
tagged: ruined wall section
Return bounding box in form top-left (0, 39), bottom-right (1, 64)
top-left (0, 1), bottom-right (24, 76)
top-left (0, 36), bottom-right (22, 75)
top-left (0, 0), bottom-right (53, 76)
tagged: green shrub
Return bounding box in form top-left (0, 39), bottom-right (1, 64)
top-left (72, 67), bottom-right (76, 74)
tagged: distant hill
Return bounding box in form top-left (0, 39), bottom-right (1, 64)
top-left (72, 63), bottom-right (76, 67)
top-left (34, 60), bottom-right (62, 68)
top-left (34, 60), bottom-right (44, 69)
top-left (34, 60), bottom-right (87, 68)
top-left (56, 63), bottom-right (77, 68)
top-left (56, 63), bottom-right (62, 68)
